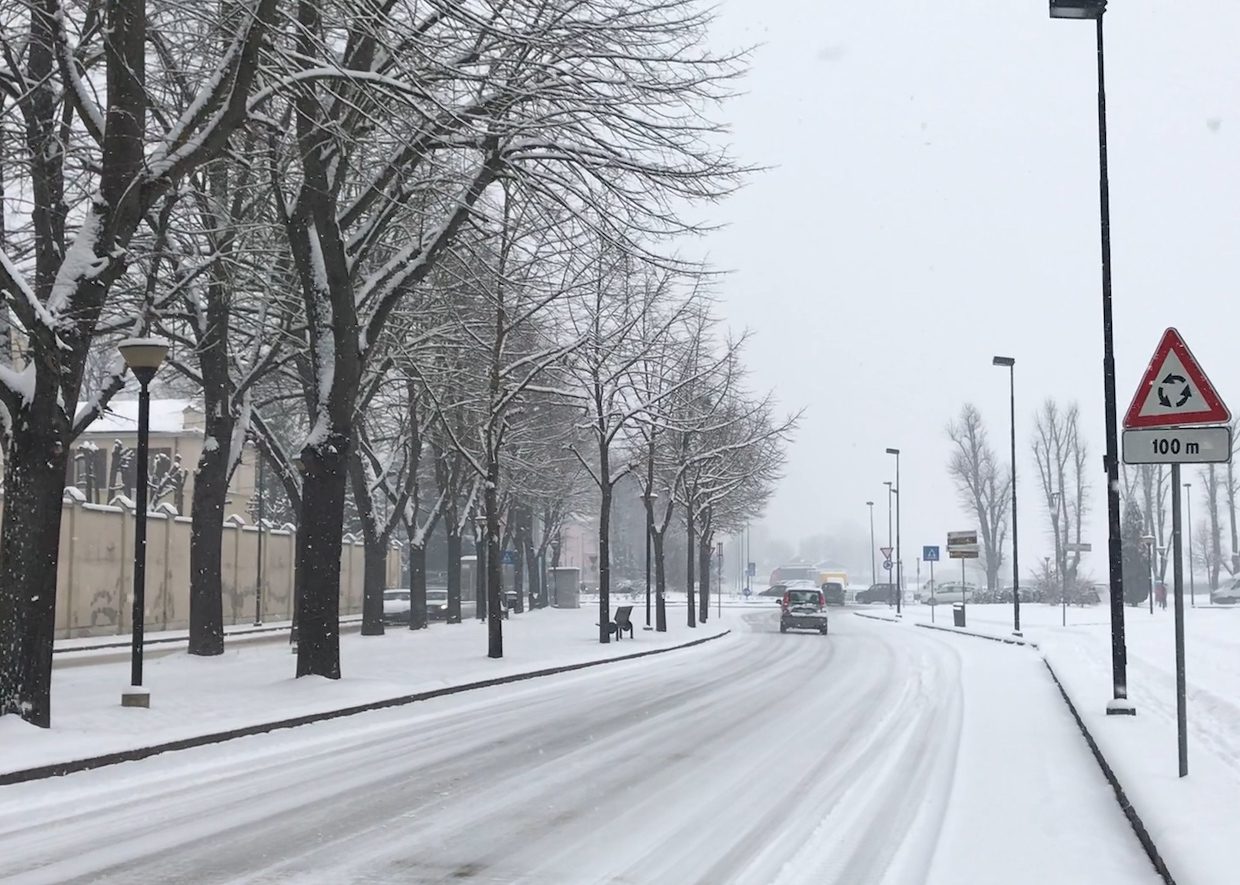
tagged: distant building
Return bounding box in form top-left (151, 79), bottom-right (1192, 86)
top-left (69, 398), bottom-right (258, 513)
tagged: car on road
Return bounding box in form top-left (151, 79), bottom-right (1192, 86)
top-left (1212, 578), bottom-right (1240, 605)
top-left (779, 585), bottom-right (829, 634)
top-left (821, 581), bottom-right (846, 606)
top-left (383, 588), bottom-right (412, 624)
top-left (856, 583), bottom-right (896, 604)
top-left (925, 583), bottom-right (975, 605)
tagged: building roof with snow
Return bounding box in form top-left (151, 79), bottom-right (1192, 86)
top-left (75, 399), bottom-right (205, 436)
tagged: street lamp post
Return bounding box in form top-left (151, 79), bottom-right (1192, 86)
top-left (886, 449), bottom-right (902, 616)
top-left (475, 513), bottom-right (488, 622)
top-left (866, 500), bottom-right (876, 587)
top-left (254, 436), bottom-right (265, 626)
top-left (1184, 483), bottom-right (1195, 606)
top-left (642, 491), bottom-right (657, 630)
top-left (1049, 0), bottom-right (1131, 715)
top-left (118, 337), bottom-right (169, 709)
top-left (883, 480), bottom-right (894, 607)
top-left (993, 356), bottom-right (1021, 636)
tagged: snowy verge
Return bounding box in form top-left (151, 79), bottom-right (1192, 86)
top-left (1, 608), bottom-right (735, 783)
top-left (914, 621), bottom-right (1037, 647)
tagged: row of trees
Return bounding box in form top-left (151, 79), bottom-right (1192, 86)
top-left (0, 0), bottom-right (793, 727)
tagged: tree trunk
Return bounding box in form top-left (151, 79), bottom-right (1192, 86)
top-left (653, 529), bottom-right (667, 632)
top-left (362, 539), bottom-right (387, 635)
top-left (188, 427), bottom-right (230, 655)
top-left (486, 459), bottom-right (503, 658)
top-left (410, 543), bottom-right (428, 630)
top-left (598, 481), bottom-right (612, 643)
top-left (446, 527), bottom-right (462, 623)
top-left (1209, 464), bottom-right (1223, 590)
top-left (295, 439), bottom-right (348, 679)
top-left (686, 504), bottom-right (696, 628)
top-left (511, 505), bottom-right (525, 614)
top-left (524, 521), bottom-right (539, 609)
top-left (0, 418), bottom-right (70, 726)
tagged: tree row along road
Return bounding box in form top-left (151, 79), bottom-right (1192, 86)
top-left (0, 615), bottom-right (1155, 884)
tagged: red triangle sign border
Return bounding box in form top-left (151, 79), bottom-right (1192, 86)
top-left (1123, 328), bottom-right (1231, 429)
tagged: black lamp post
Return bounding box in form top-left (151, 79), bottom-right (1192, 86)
top-left (866, 500), bottom-right (876, 587)
top-left (474, 513), bottom-right (488, 622)
top-left (642, 491), bottom-right (657, 630)
top-left (883, 480), bottom-right (894, 606)
top-left (993, 356), bottom-right (1021, 636)
top-left (1049, 0), bottom-right (1131, 715)
top-left (118, 337), bottom-right (169, 709)
top-left (885, 449), bottom-right (902, 616)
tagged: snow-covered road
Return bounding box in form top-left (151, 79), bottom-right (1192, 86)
top-left (0, 612), bottom-right (1160, 884)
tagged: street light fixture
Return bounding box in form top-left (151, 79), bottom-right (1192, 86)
top-left (1050, 0), bottom-right (1131, 716)
top-left (992, 356), bottom-right (1021, 636)
top-left (117, 336), bottom-right (169, 709)
top-left (885, 449), bottom-right (902, 615)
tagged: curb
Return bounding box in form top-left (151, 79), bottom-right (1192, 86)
top-left (852, 612), bottom-right (899, 623)
top-left (1, 629), bottom-right (731, 786)
top-left (1041, 659), bottom-right (1176, 885)
top-left (914, 622), bottom-right (1039, 648)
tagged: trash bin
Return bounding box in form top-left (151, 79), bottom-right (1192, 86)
top-left (952, 604), bottom-right (966, 628)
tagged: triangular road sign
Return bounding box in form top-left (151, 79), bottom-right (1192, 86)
top-left (879, 546), bottom-right (893, 559)
top-left (1124, 328), bottom-right (1230, 429)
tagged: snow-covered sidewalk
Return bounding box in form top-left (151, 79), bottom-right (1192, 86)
top-left (1, 607), bottom-right (734, 777)
top-left (890, 601), bottom-right (1240, 884)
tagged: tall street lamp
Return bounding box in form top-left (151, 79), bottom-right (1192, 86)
top-left (886, 449), bottom-right (902, 616)
top-left (993, 356), bottom-right (1021, 636)
top-left (866, 500), bottom-right (876, 587)
top-left (883, 480), bottom-right (895, 607)
top-left (1184, 483), bottom-right (1195, 606)
top-left (642, 491), bottom-right (657, 630)
top-left (118, 336), bottom-right (169, 709)
top-left (1049, 0), bottom-right (1131, 715)
top-left (475, 513), bottom-right (488, 622)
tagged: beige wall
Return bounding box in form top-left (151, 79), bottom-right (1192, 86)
top-left (52, 490), bottom-right (401, 639)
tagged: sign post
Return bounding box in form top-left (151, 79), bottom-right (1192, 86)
top-left (946, 531), bottom-right (979, 625)
top-left (1122, 327), bottom-right (1232, 776)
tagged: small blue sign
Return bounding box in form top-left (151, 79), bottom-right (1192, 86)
top-left (883, 559), bottom-right (893, 571)
top-left (747, 561), bottom-right (757, 577)
top-left (742, 587), bottom-right (752, 597)
top-left (501, 550), bottom-right (517, 565)
top-left (923, 545), bottom-right (940, 563)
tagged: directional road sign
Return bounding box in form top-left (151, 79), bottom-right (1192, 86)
top-left (883, 559), bottom-right (893, 571)
top-left (923, 545), bottom-right (940, 562)
top-left (947, 530), bottom-right (979, 559)
top-left (879, 546), bottom-right (893, 560)
top-left (1123, 425), bottom-right (1232, 465)
top-left (1123, 328), bottom-right (1230, 429)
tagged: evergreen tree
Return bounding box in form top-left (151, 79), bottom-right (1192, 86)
top-left (1121, 499), bottom-right (1151, 606)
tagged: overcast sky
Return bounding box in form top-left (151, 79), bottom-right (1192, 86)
top-left (699, 0), bottom-right (1240, 579)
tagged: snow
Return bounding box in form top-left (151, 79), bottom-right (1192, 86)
top-left (46, 203), bottom-right (108, 316)
top-left (0, 362), bottom-right (35, 406)
top-left (0, 611), bottom-right (1157, 884)
top-left (0, 606), bottom-right (732, 776)
top-left (895, 600), bottom-right (1240, 884)
top-left (75, 398), bottom-right (199, 435)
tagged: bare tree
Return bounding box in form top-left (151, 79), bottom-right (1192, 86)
top-left (1031, 400), bottom-right (1091, 593)
top-left (946, 404), bottom-right (1010, 592)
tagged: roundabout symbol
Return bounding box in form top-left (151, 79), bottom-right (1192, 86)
top-left (1157, 373), bottom-right (1191, 410)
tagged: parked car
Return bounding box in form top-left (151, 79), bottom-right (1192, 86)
top-left (924, 583), bottom-right (975, 605)
top-left (383, 588), bottom-right (412, 624)
top-left (821, 581), bottom-right (846, 606)
top-left (426, 588), bottom-right (451, 620)
top-left (1212, 578), bottom-right (1240, 605)
top-left (779, 586), bottom-right (829, 635)
top-left (856, 583), bottom-right (896, 604)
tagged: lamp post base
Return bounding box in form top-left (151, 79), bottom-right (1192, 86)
top-left (1106, 698), bottom-right (1136, 716)
top-left (121, 689), bottom-right (150, 708)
